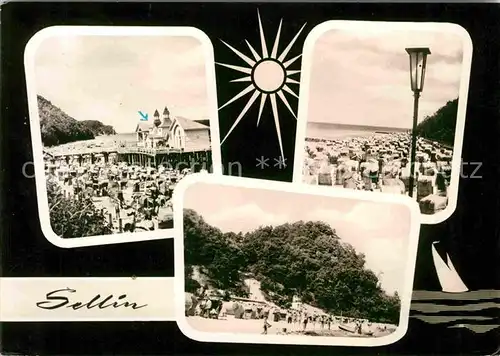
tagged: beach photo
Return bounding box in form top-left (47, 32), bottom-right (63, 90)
top-left (293, 21), bottom-right (472, 224)
top-left (174, 174), bottom-right (420, 346)
top-left (24, 26), bottom-right (221, 247)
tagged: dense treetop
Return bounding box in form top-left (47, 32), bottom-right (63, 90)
top-left (184, 209), bottom-right (401, 324)
top-left (415, 98), bottom-right (458, 147)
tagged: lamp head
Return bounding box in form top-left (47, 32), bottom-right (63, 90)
top-left (405, 47), bottom-right (431, 92)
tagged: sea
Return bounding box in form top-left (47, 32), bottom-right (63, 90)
top-left (410, 290), bottom-right (499, 334)
top-left (306, 122), bottom-right (409, 141)
top-left (93, 133), bottom-right (137, 144)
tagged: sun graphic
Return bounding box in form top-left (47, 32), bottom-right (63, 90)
top-left (217, 11), bottom-right (306, 159)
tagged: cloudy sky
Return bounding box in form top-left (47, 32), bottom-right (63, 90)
top-left (184, 183), bottom-right (413, 295)
top-left (34, 34), bottom-right (210, 133)
top-left (306, 28), bottom-right (466, 129)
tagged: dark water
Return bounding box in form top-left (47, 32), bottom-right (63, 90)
top-left (411, 290), bottom-right (499, 334)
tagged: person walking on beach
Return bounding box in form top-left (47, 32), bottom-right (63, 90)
top-left (356, 320), bottom-right (363, 335)
top-left (262, 316), bottom-right (272, 335)
top-left (292, 312), bottom-right (299, 330)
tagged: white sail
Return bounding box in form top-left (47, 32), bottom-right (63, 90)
top-left (432, 242), bottom-right (469, 293)
top-left (445, 252), bottom-right (468, 291)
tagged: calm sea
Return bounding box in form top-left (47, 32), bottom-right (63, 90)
top-left (411, 290), bottom-right (499, 334)
top-left (306, 122), bottom-right (409, 140)
top-left (46, 133), bottom-right (137, 153)
top-left (94, 133), bottom-right (137, 144)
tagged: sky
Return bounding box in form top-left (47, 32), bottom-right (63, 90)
top-left (34, 34), bottom-right (210, 133)
top-left (307, 28), bottom-right (465, 129)
top-left (184, 183), bottom-right (413, 295)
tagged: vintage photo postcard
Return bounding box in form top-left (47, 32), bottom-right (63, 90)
top-left (293, 21), bottom-right (472, 225)
top-left (24, 26), bottom-right (222, 248)
top-left (173, 174), bottom-right (421, 347)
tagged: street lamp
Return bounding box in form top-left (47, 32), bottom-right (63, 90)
top-left (405, 47), bottom-right (431, 198)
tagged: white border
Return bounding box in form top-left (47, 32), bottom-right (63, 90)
top-left (24, 26), bottom-right (222, 248)
top-left (292, 20), bottom-right (473, 225)
top-left (0, 277), bottom-right (175, 321)
top-left (173, 173), bottom-right (421, 347)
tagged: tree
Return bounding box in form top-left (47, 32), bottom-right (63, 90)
top-left (47, 180), bottom-right (112, 238)
top-left (184, 265), bottom-right (201, 293)
top-left (37, 95), bottom-right (116, 146)
top-left (182, 209), bottom-right (402, 324)
top-left (414, 98), bottom-right (458, 146)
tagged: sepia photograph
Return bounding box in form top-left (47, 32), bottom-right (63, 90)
top-left (174, 175), bottom-right (420, 346)
top-left (24, 26), bottom-right (221, 247)
top-left (293, 21), bottom-right (472, 224)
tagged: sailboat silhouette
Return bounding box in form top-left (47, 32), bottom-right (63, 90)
top-left (432, 241), bottom-right (468, 293)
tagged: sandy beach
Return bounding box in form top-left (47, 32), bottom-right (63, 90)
top-left (186, 315), bottom-right (396, 338)
top-left (302, 131), bottom-right (453, 214)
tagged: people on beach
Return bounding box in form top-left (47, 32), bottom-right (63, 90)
top-left (44, 159), bottom-right (188, 233)
top-left (262, 316), bottom-right (272, 335)
top-left (303, 133), bottom-right (453, 213)
top-left (302, 313), bottom-right (309, 331)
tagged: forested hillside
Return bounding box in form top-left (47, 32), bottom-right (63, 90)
top-left (37, 95), bottom-right (116, 146)
top-left (80, 120), bottom-right (116, 136)
top-left (183, 209), bottom-right (401, 324)
top-left (415, 98), bottom-right (458, 147)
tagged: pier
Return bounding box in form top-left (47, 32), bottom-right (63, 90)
top-left (45, 145), bottom-right (212, 171)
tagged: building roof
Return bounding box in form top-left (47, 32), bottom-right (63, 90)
top-left (174, 116), bottom-right (209, 131)
top-left (135, 112), bottom-right (209, 135)
top-left (163, 106), bottom-right (170, 115)
top-left (135, 122), bottom-right (151, 132)
top-left (159, 117), bottom-right (172, 128)
top-left (194, 119), bottom-right (210, 127)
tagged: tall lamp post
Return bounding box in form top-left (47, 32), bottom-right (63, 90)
top-left (405, 47), bottom-right (431, 198)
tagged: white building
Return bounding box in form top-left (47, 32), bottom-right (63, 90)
top-left (135, 106), bottom-right (210, 152)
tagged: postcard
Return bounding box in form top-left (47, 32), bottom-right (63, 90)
top-left (292, 21), bottom-right (473, 224)
top-left (24, 26), bottom-right (222, 248)
top-left (173, 173), bottom-right (421, 346)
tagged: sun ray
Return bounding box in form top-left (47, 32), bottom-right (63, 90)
top-left (220, 40), bottom-right (256, 67)
top-left (282, 84), bottom-right (299, 99)
top-left (270, 93), bottom-right (285, 159)
top-left (277, 90), bottom-right (297, 119)
top-left (257, 10), bottom-right (269, 58)
top-left (257, 93), bottom-right (268, 127)
top-left (216, 62), bottom-right (252, 75)
top-left (221, 90), bottom-right (261, 145)
top-left (230, 76), bottom-right (252, 83)
top-left (270, 19), bottom-right (283, 59)
top-left (245, 40), bottom-right (262, 62)
top-left (278, 23), bottom-right (307, 62)
top-left (218, 84), bottom-right (255, 111)
top-left (218, 13), bottom-right (306, 155)
top-left (283, 54), bottom-right (302, 68)
top-left (286, 77), bottom-right (300, 85)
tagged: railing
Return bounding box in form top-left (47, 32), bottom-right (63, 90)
top-left (49, 146), bottom-right (119, 157)
top-left (117, 146), bottom-right (183, 155)
top-left (47, 142), bottom-right (197, 157)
